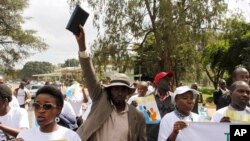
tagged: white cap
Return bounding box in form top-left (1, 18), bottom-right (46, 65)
top-left (174, 86), bottom-right (199, 98)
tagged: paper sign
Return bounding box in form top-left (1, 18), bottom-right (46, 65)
top-left (135, 94), bottom-right (161, 124)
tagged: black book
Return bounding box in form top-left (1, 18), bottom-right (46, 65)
top-left (66, 5), bottom-right (89, 36)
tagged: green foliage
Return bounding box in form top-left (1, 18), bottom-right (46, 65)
top-left (21, 61), bottom-right (55, 80)
top-left (225, 22), bottom-right (250, 73)
top-left (205, 96), bottom-right (214, 103)
top-left (61, 58), bottom-right (79, 68)
top-left (200, 18), bottom-right (250, 89)
top-left (69, 0), bottom-right (248, 88)
top-left (200, 87), bottom-right (214, 96)
top-left (78, 0), bottom-right (228, 83)
top-left (203, 40), bottom-right (229, 68)
top-left (200, 87), bottom-right (214, 103)
top-left (0, 0), bottom-right (47, 68)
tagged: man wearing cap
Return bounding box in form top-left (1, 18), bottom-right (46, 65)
top-left (146, 71), bottom-right (175, 141)
top-left (75, 26), bottom-right (146, 141)
top-left (158, 86), bottom-right (199, 141)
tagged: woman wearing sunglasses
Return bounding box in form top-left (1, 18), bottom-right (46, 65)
top-left (11, 85), bottom-right (81, 141)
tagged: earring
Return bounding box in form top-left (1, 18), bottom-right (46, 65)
top-left (55, 117), bottom-right (60, 123)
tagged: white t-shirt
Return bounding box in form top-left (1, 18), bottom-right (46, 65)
top-left (211, 106), bottom-right (250, 123)
top-left (61, 100), bottom-right (77, 120)
top-left (68, 99), bottom-right (83, 117)
top-left (158, 111), bottom-right (199, 141)
top-left (9, 95), bottom-right (20, 108)
top-left (16, 89), bottom-right (26, 105)
top-left (17, 126), bottom-right (81, 141)
top-left (0, 108), bottom-right (29, 140)
top-left (66, 84), bottom-right (84, 116)
top-left (147, 85), bottom-right (155, 94)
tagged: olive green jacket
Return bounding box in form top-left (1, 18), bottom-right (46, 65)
top-left (76, 57), bottom-right (146, 141)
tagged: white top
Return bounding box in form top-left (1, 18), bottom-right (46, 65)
top-left (0, 108), bottom-right (29, 140)
top-left (16, 89), bottom-right (26, 105)
top-left (9, 95), bottom-right (20, 108)
top-left (158, 111), bottom-right (199, 141)
top-left (61, 100), bottom-right (77, 120)
top-left (66, 84), bottom-right (84, 116)
top-left (147, 85), bottom-right (155, 93)
top-left (17, 126), bottom-right (81, 141)
top-left (211, 106), bottom-right (250, 123)
top-left (68, 100), bottom-right (83, 117)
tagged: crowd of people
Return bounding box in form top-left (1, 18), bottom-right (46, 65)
top-left (0, 25), bottom-right (249, 141)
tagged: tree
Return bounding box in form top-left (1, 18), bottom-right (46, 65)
top-left (0, 0), bottom-right (47, 68)
top-left (224, 20), bottom-right (250, 84)
top-left (202, 38), bottom-right (229, 89)
top-left (21, 61), bottom-right (55, 80)
top-left (61, 58), bottom-right (79, 68)
top-left (69, 1), bottom-right (239, 87)
top-left (201, 17), bottom-right (250, 88)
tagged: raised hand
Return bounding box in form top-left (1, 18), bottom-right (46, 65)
top-left (75, 25), bottom-right (86, 51)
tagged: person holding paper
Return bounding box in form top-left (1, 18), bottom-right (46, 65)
top-left (211, 81), bottom-right (250, 123)
top-left (158, 86), bottom-right (199, 141)
top-left (75, 26), bottom-right (146, 141)
top-left (127, 81), bottom-right (149, 106)
top-left (146, 71), bottom-right (175, 141)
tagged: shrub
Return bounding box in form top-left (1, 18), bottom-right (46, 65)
top-left (200, 87), bottom-right (214, 95)
top-left (205, 96), bottom-right (214, 103)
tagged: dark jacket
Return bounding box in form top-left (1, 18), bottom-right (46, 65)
top-left (213, 89), bottom-right (230, 110)
top-left (146, 94), bottom-right (174, 141)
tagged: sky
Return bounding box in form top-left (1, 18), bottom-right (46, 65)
top-left (19, 0), bottom-right (250, 69)
top-left (20, 0), bottom-right (97, 68)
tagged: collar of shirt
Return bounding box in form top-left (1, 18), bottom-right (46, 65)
top-left (174, 108), bottom-right (193, 121)
top-left (110, 101), bottom-right (129, 113)
top-left (228, 105), bottom-right (250, 114)
top-left (220, 88), bottom-right (229, 94)
top-left (155, 89), bottom-right (170, 100)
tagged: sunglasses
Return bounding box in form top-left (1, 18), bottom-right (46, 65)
top-left (32, 102), bottom-right (57, 110)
